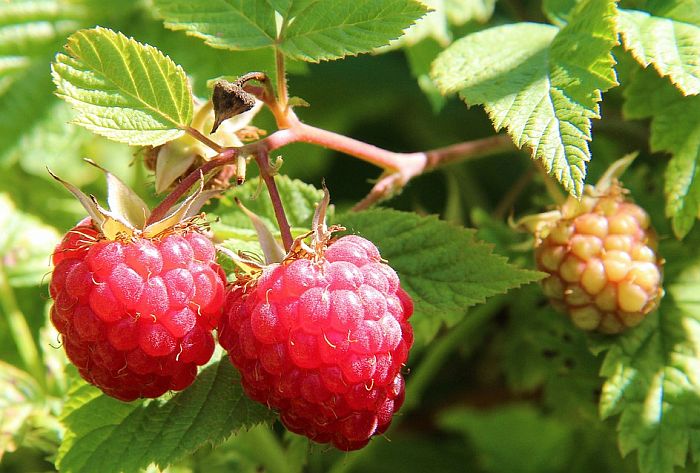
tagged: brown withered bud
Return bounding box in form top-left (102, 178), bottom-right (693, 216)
top-left (211, 72), bottom-right (267, 133)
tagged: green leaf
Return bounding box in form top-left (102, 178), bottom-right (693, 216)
top-left (618, 9), bottom-right (700, 95)
top-left (280, 0), bottom-right (429, 61)
top-left (52, 27), bottom-right (193, 146)
top-left (0, 193), bottom-right (60, 287)
top-left (212, 176), bottom-right (324, 238)
top-left (56, 358), bottom-right (275, 473)
top-left (598, 236), bottom-right (700, 473)
top-left (339, 209), bottom-right (543, 344)
top-left (623, 69), bottom-right (700, 238)
top-left (431, 0), bottom-right (619, 197)
top-left (152, 0), bottom-right (277, 51)
top-left (379, 0), bottom-right (451, 50)
top-left (439, 404), bottom-right (576, 473)
top-left (541, 0), bottom-right (580, 26)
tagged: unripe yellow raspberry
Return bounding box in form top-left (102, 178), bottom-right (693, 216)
top-left (535, 183), bottom-right (663, 334)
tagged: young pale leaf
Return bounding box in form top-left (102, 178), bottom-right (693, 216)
top-left (0, 193), bottom-right (60, 287)
top-left (152, 0), bottom-right (277, 51)
top-left (623, 70), bottom-right (700, 238)
top-left (52, 27), bottom-right (193, 146)
top-left (56, 358), bottom-right (275, 473)
top-left (280, 0), bottom-right (429, 62)
top-left (431, 0), bottom-right (619, 197)
top-left (598, 235), bottom-right (700, 473)
top-left (340, 209), bottom-right (544, 345)
top-left (618, 9), bottom-right (700, 95)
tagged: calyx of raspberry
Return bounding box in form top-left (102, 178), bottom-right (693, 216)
top-left (50, 160), bottom-right (217, 240)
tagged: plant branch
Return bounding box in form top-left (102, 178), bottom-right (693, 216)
top-left (0, 262), bottom-right (45, 388)
top-left (255, 150), bottom-right (294, 251)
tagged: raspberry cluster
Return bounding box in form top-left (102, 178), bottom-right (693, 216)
top-left (50, 219), bottom-right (225, 400)
top-left (219, 235), bottom-right (414, 450)
top-left (535, 185), bottom-right (663, 333)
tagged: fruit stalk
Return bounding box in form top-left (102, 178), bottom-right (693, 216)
top-left (254, 150), bottom-right (294, 251)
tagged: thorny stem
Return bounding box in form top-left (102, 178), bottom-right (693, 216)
top-left (255, 150), bottom-right (294, 251)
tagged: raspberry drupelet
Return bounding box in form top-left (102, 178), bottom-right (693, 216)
top-left (535, 181), bottom-right (663, 334)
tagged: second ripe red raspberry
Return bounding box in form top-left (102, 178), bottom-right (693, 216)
top-left (219, 235), bottom-right (414, 451)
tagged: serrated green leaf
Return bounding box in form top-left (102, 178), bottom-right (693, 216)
top-left (153, 0), bottom-right (277, 51)
top-left (339, 209), bottom-right (543, 344)
top-left (379, 0), bottom-right (451, 50)
top-left (56, 358), bottom-right (274, 473)
top-left (598, 236), bottom-right (700, 473)
top-left (0, 193), bottom-right (60, 287)
top-left (52, 27), bottom-right (193, 146)
top-left (623, 69), bottom-right (700, 238)
top-left (618, 9), bottom-right (700, 95)
top-left (280, 0), bottom-right (429, 62)
top-left (431, 0), bottom-right (619, 197)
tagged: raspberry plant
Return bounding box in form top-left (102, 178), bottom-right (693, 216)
top-left (1, 1), bottom-right (700, 473)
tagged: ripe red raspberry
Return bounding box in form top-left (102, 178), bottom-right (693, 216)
top-left (219, 234), bottom-right (414, 450)
top-left (50, 218), bottom-right (225, 401)
top-left (535, 183), bottom-right (663, 334)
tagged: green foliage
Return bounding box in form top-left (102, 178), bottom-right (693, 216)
top-left (3, 0), bottom-right (700, 472)
top-left (154, 0), bottom-right (428, 62)
top-left (52, 27), bottom-right (193, 146)
top-left (432, 0), bottom-right (618, 197)
top-left (340, 209), bottom-right (544, 344)
top-left (623, 69), bottom-right (700, 238)
top-left (596, 235), bottom-right (700, 473)
top-left (618, 9), bottom-right (700, 95)
top-left (56, 358), bottom-right (274, 473)
top-left (439, 404), bottom-right (576, 473)
top-left (0, 194), bottom-right (59, 287)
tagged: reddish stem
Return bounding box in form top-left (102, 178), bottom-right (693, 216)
top-left (147, 148), bottom-right (237, 225)
top-left (255, 151), bottom-right (294, 251)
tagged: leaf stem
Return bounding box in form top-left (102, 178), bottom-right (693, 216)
top-left (255, 151), bottom-right (294, 251)
top-left (184, 126), bottom-right (224, 153)
top-left (0, 262), bottom-right (45, 388)
top-left (275, 49), bottom-right (289, 111)
top-left (328, 296), bottom-right (506, 473)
